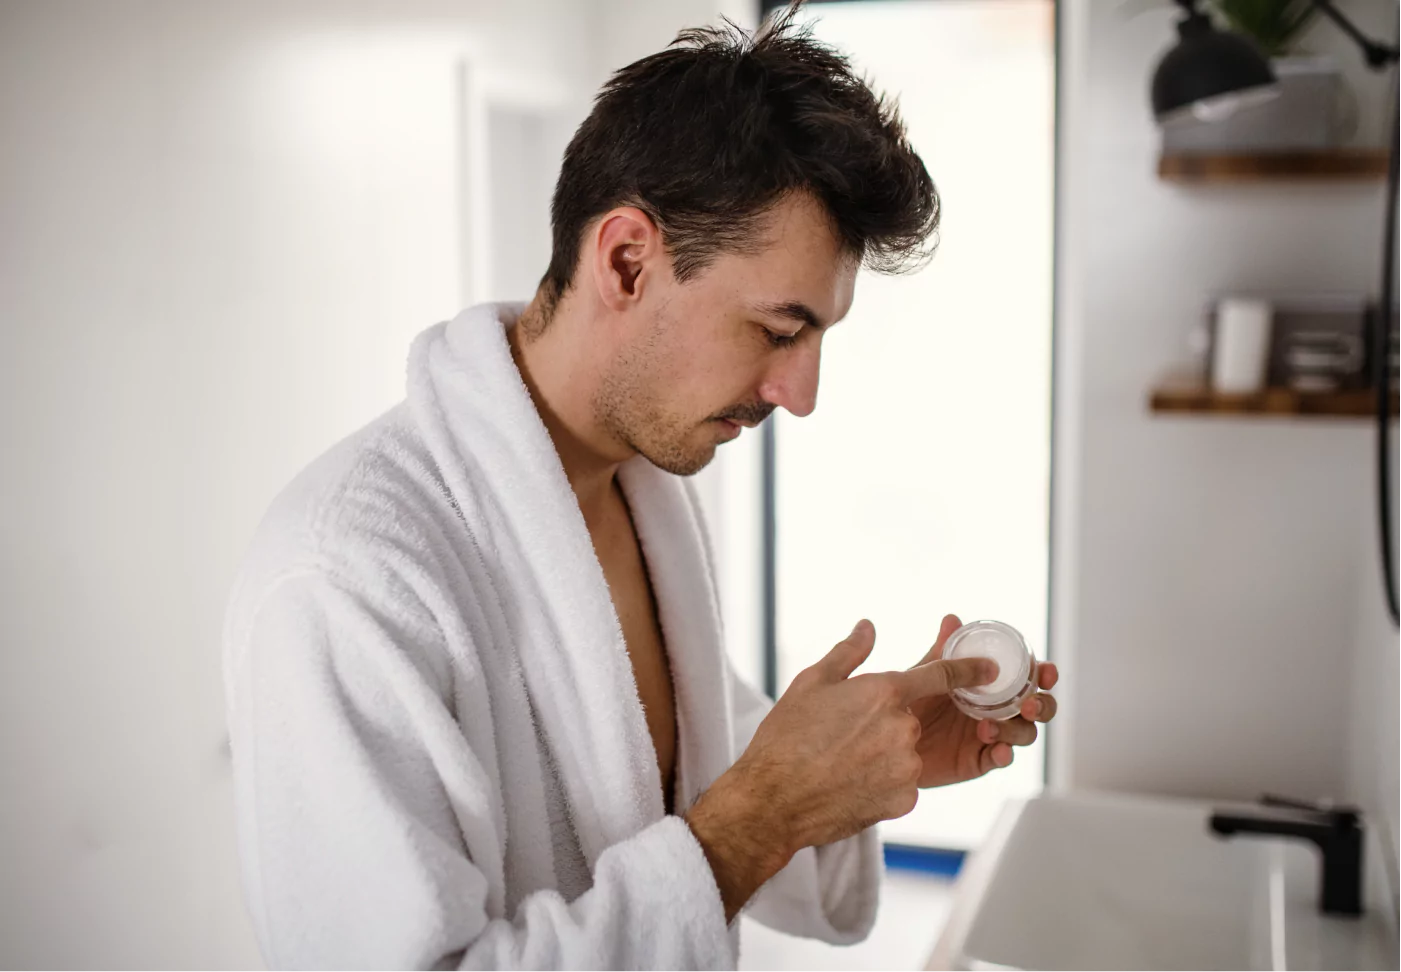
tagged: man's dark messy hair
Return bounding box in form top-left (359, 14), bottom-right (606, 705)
top-left (535, 0), bottom-right (939, 319)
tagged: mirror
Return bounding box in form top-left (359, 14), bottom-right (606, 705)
top-left (1372, 125), bottom-right (1395, 627)
top-left (1378, 301), bottom-right (1401, 627)
top-left (1384, 338), bottom-right (1395, 624)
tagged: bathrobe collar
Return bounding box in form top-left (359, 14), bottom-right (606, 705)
top-left (412, 301), bottom-right (734, 869)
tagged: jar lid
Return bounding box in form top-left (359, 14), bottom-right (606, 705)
top-left (942, 620), bottom-right (1031, 703)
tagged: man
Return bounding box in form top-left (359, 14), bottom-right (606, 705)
top-left (222, 5), bottom-right (1059, 969)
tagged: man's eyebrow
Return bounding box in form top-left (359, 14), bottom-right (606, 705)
top-left (754, 300), bottom-right (831, 332)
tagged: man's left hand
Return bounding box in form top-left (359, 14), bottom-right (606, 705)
top-left (906, 613), bottom-right (1059, 789)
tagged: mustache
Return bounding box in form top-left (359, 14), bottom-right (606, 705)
top-left (718, 405), bottom-right (775, 425)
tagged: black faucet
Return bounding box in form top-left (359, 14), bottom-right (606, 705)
top-left (1209, 794), bottom-right (1364, 917)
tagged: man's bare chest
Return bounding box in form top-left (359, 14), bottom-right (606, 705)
top-left (591, 495), bottom-right (678, 813)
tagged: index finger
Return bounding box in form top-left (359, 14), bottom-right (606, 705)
top-left (896, 656), bottom-right (997, 706)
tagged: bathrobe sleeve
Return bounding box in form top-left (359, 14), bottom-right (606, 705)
top-left (725, 662), bottom-right (884, 944)
top-left (226, 568), bottom-right (735, 971)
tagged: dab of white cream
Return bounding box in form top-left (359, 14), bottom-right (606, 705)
top-left (949, 628), bottom-right (1023, 699)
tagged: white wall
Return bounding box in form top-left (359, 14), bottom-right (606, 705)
top-left (0, 1), bottom-right (779, 963)
top-left (596, 0), bottom-right (758, 70)
top-left (1053, 0), bottom-right (1397, 824)
top-left (0, 1), bottom-right (597, 966)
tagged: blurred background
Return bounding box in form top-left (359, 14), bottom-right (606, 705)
top-left (0, 0), bottom-right (1396, 968)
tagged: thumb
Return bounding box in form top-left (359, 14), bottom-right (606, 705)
top-left (820, 618), bottom-right (876, 681)
top-left (912, 613), bottom-right (963, 668)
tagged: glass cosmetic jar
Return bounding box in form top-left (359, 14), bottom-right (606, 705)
top-left (941, 620), bottom-right (1039, 721)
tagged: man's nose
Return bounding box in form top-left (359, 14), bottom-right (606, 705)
top-left (758, 342), bottom-right (821, 418)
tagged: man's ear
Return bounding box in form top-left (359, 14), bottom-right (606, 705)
top-left (589, 206), bottom-right (665, 312)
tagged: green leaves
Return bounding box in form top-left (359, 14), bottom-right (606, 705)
top-left (1202, 0), bottom-right (1319, 56)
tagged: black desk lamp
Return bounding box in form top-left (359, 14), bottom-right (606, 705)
top-left (1151, 0), bottom-right (1281, 122)
top-left (1152, 0), bottom-right (1399, 121)
top-left (1150, 0), bottom-right (1401, 626)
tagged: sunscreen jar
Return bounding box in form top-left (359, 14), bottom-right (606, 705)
top-left (941, 620), bottom-right (1038, 721)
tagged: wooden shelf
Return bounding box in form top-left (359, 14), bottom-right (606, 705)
top-left (1151, 383), bottom-right (1398, 418)
top-left (1158, 149), bottom-right (1389, 183)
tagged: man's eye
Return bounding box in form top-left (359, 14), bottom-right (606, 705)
top-left (764, 328), bottom-right (801, 349)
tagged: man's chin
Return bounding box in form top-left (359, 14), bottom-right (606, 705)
top-left (636, 435), bottom-right (716, 478)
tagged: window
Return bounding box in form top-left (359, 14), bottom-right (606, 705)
top-left (771, 0), bottom-right (1056, 849)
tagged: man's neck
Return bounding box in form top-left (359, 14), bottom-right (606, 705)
top-left (506, 297), bottom-right (631, 527)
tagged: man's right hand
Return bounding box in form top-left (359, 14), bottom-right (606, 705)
top-left (683, 618), bottom-right (997, 921)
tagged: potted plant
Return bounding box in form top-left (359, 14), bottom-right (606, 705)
top-left (1200, 0), bottom-right (1317, 57)
top-left (1158, 0), bottom-right (1348, 153)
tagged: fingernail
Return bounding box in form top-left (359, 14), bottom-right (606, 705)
top-left (982, 660), bottom-right (1000, 683)
top-left (987, 723), bottom-right (1000, 740)
top-left (851, 619), bottom-right (866, 636)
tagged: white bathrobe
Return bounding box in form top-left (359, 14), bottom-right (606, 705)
top-left (221, 301), bottom-right (882, 970)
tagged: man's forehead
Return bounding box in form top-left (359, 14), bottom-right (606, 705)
top-left (746, 259), bottom-right (856, 328)
top-left (722, 195), bottom-right (858, 325)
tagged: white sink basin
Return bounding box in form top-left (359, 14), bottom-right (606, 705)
top-left (928, 789), bottom-right (1399, 971)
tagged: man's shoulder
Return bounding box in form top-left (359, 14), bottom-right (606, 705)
top-left (225, 401), bottom-right (463, 628)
